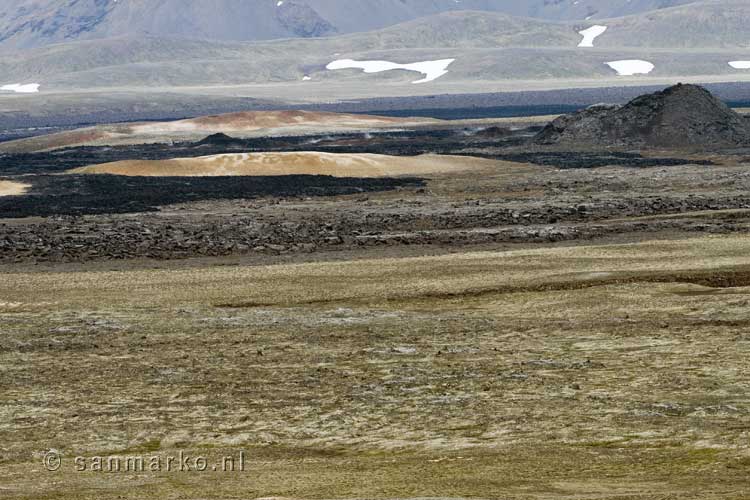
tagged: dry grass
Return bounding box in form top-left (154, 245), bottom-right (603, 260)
top-left (1, 234), bottom-right (750, 498)
top-left (69, 152), bottom-right (495, 178)
top-left (7, 234), bottom-right (750, 308)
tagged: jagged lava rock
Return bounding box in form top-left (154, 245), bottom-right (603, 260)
top-left (534, 84), bottom-right (750, 148)
top-left (194, 133), bottom-right (247, 148)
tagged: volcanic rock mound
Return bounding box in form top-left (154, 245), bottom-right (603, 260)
top-left (534, 84), bottom-right (750, 149)
top-left (194, 133), bottom-right (247, 148)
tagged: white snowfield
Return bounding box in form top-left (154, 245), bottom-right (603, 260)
top-left (578, 25), bottom-right (607, 48)
top-left (326, 58), bottom-right (456, 84)
top-left (729, 61), bottom-right (750, 69)
top-left (605, 60), bottom-right (655, 76)
top-left (1, 83), bottom-right (40, 93)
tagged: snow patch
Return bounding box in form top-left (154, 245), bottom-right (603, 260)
top-left (1, 83), bottom-right (40, 93)
top-left (326, 58), bottom-right (455, 84)
top-left (605, 60), bottom-right (654, 76)
top-left (729, 61), bottom-right (750, 69)
top-left (578, 25), bottom-right (607, 48)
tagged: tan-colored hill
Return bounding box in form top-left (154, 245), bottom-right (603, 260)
top-left (0, 110), bottom-right (440, 154)
top-left (131, 110), bottom-right (415, 134)
top-left (68, 152), bottom-right (493, 178)
top-left (0, 181), bottom-right (30, 197)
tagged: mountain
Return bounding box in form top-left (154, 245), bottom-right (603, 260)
top-left (0, 13), bottom-right (578, 87)
top-left (534, 83), bottom-right (750, 148)
top-left (2, 6), bottom-right (749, 91)
top-left (2, 2), bottom-right (749, 130)
top-left (591, 0), bottom-right (750, 49)
top-left (0, 0), bottom-right (700, 49)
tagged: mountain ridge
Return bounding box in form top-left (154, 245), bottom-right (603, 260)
top-left (0, 0), bottom-right (701, 49)
top-left (3, 6), bottom-right (750, 91)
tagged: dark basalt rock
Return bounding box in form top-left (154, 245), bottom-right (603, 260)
top-left (275, 2), bottom-right (336, 38)
top-left (534, 84), bottom-right (750, 148)
top-left (473, 126), bottom-right (513, 139)
top-left (0, 174), bottom-right (424, 218)
top-left (194, 133), bottom-right (247, 148)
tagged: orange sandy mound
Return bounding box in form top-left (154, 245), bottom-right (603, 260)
top-left (129, 110), bottom-right (413, 135)
top-left (0, 128), bottom-right (114, 154)
top-left (0, 181), bottom-right (30, 197)
top-left (69, 152), bottom-right (494, 178)
top-left (0, 111), bottom-right (439, 154)
top-left (152, 110), bottom-right (405, 131)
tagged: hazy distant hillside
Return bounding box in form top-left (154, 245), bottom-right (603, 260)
top-left (0, 0), bottom-right (700, 49)
top-left (0, 13), bottom-right (577, 85)
top-left (595, 0), bottom-right (750, 49)
top-left (464, 0), bottom-right (698, 21)
top-left (1, 8), bottom-right (748, 92)
top-left (303, 0), bottom-right (700, 29)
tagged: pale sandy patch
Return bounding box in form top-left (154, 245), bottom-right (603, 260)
top-left (68, 152), bottom-right (496, 178)
top-left (128, 110), bottom-right (424, 135)
top-left (0, 180), bottom-right (30, 196)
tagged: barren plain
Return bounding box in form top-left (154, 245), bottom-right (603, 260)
top-left (1, 101), bottom-right (750, 499)
top-left (1, 233), bottom-right (750, 499)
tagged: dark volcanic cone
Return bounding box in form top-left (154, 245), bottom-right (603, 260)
top-left (534, 84), bottom-right (750, 148)
top-left (194, 133), bottom-right (247, 147)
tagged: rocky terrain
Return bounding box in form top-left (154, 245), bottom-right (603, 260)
top-left (1, 151), bottom-right (748, 264)
top-left (3, 0), bottom-right (750, 496)
top-left (0, 173), bottom-right (421, 219)
top-left (3, 225), bottom-right (750, 500)
top-left (535, 83), bottom-right (750, 148)
top-left (3, 87), bottom-right (750, 500)
top-left (3, 92), bottom-right (750, 265)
